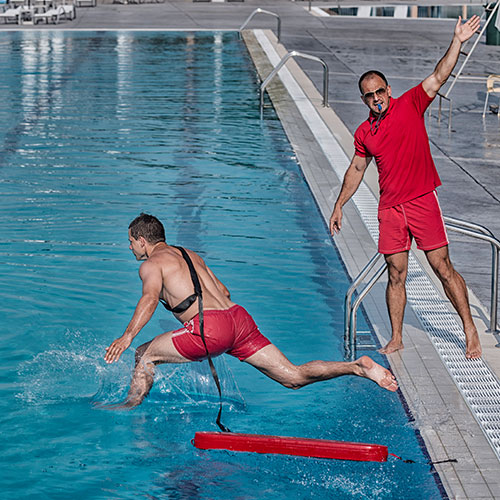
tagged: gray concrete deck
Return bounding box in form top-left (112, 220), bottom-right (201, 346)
top-left (2, 1), bottom-right (500, 497)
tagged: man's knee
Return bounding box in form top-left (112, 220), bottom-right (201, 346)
top-left (431, 257), bottom-right (455, 284)
top-left (135, 341), bottom-right (152, 364)
top-left (385, 253), bottom-right (408, 287)
top-left (387, 266), bottom-right (407, 287)
top-left (282, 378), bottom-right (304, 390)
top-left (281, 366), bottom-right (316, 390)
top-left (274, 367), bottom-right (306, 390)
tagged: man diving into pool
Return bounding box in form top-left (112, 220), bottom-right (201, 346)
top-left (104, 213), bottom-right (398, 408)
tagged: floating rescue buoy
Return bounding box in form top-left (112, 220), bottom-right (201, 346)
top-left (193, 432), bottom-right (388, 462)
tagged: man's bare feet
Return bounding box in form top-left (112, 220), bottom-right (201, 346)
top-left (356, 355), bottom-right (398, 392)
top-left (465, 328), bottom-right (482, 359)
top-left (378, 338), bottom-right (404, 355)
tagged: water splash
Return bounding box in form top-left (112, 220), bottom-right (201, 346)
top-left (17, 329), bottom-right (245, 412)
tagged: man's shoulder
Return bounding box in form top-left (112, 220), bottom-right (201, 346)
top-left (140, 253), bottom-right (172, 275)
top-left (399, 82), bottom-right (429, 102)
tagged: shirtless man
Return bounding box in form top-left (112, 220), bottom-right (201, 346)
top-left (330, 16), bottom-right (482, 359)
top-left (104, 213), bottom-right (398, 407)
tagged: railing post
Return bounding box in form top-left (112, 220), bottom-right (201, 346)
top-left (346, 262), bottom-right (387, 360)
top-left (490, 247), bottom-right (499, 334)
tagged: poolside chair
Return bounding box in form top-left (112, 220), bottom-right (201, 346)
top-left (0, 5), bottom-right (22, 23)
top-left (483, 75), bottom-right (500, 117)
top-left (32, 4), bottom-right (67, 23)
top-left (58, 3), bottom-right (75, 19)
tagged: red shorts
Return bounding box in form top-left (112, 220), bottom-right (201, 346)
top-left (171, 304), bottom-right (271, 362)
top-left (378, 191), bottom-right (448, 254)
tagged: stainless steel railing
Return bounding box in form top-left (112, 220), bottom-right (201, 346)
top-left (444, 216), bottom-right (500, 334)
top-left (239, 8), bottom-right (281, 43)
top-left (260, 50), bottom-right (329, 109)
top-left (344, 216), bottom-right (500, 359)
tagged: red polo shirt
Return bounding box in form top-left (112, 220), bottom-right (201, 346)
top-left (354, 83), bottom-right (441, 210)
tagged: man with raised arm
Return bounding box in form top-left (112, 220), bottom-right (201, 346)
top-left (329, 16), bottom-right (482, 359)
top-left (104, 213), bottom-right (397, 408)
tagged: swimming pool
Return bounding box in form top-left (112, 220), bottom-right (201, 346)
top-left (0, 31), bottom-right (445, 499)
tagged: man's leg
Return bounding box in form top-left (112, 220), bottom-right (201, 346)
top-left (120, 331), bottom-right (191, 408)
top-left (244, 344), bottom-right (398, 392)
top-left (425, 246), bottom-right (482, 359)
top-left (379, 251), bottom-right (409, 354)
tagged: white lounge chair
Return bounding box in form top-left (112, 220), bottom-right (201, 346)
top-left (59, 3), bottom-right (75, 19)
top-left (32, 4), bottom-right (67, 23)
top-left (0, 6), bottom-right (22, 23)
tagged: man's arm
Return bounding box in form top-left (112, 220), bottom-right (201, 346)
top-left (104, 262), bottom-right (162, 364)
top-left (329, 154), bottom-right (372, 235)
top-left (422, 15), bottom-right (480, 98)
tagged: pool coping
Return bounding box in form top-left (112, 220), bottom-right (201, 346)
top-left (243, 28), bottom-right (500, 500)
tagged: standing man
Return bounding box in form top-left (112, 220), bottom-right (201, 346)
top-left (329, 16), bottom-right (482, 359)
top-left (104, 213), bottom-right (397, 408)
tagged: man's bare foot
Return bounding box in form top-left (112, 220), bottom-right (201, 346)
top-left (465, 329), bottom-right (482, 359)
top-left (378, 339), bottom-right (404, 355)
top-left (356, 355), bottom-right (398, 392)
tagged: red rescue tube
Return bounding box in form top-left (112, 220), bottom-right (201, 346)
top-left (193, 432), bottom-right (388, 462)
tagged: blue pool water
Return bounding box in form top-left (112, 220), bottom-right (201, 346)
top-left (0, 31), bottom-right (445, 499)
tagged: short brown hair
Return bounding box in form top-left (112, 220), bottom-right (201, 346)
top-left (358, 70), bottom-right (388, 93)
top-left (129, 213), bottom-right (165, 243)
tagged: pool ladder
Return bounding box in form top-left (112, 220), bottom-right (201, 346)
top-left (239, 8), bottom-right (281, 42)
top-left (238, 9), bottom-right (329, 111)
top-left (344, 216), bottom-right (500, 360)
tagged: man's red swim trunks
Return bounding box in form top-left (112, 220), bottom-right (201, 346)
top-left (378, 190), bottom-right (449, 254)
top-left (171, 304), bottom-right (271, 362)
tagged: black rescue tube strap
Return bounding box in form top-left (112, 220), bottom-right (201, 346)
top-left (173, 246), bottom-right (230, 433)
top-left (389, 453), bottom-right (458, 466)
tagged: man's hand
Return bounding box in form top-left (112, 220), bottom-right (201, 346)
top-left (329, 205), bottom-right (343, 235)
top-left (455, 15), bottom-right (480, 44)
top-left (105, 335), bottom-right (133, 364)
top-left (423, 15), bottom-right (481, 98)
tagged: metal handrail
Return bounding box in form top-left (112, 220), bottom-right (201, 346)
top-left (344, 252), bottom-right (384, 349)
top-left (443, 217), bottom-right (500, 334)
top-left (260, 50), bottom-right (329, 109)
top-left (344, 216), bottom-right (500, 359)
top-left (344, 256), bottom-right (387, 360)
top-left (239, 8), bottom-right (281, 43)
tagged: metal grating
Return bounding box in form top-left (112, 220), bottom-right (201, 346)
top-left (255, 29), bottom-right (500, 460)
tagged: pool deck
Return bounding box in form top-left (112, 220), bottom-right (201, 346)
top-left (2, 1), bottom-right (500, 498)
